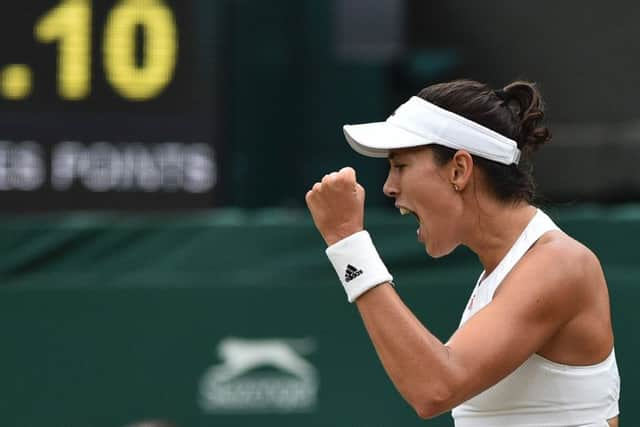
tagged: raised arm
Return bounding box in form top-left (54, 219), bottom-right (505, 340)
top-left (305, 166), bottom-right (600, 419)
top-left (354, 239), bottom-right (590, 418)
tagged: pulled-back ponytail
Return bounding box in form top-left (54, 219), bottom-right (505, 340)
top-left (500, 81), bottom-right (552, 155)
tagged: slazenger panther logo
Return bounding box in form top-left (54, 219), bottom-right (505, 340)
top-left (198, 337), bottom-right (319, 413)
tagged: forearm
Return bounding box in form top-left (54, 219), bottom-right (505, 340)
top-left (355, 283), bottom-right (460, 418)
top-left (305, 168), bottom-right (462, 416)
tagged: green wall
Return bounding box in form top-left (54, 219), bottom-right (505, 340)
top-left (0, 205), bottom-right (636, 426)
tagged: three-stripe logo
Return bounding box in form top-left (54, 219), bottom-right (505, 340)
top-left (344, 264), bottom-right (363, 282)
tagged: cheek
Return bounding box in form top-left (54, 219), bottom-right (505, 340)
top-left (417, 184), bottom-right (457, 218)
top-left (408, 167), bottom-right (458, 222)
top-left (433, 198), bottom-right (463, 239)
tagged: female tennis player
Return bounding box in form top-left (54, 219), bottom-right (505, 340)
top-left (305, 79), bottom-right (620, 426)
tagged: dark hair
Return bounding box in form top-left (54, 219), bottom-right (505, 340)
top-left (417, 79), bottom-right (551, 203)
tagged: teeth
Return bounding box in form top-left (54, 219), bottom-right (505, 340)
top-left (399, 207), bottom-right (410, 215)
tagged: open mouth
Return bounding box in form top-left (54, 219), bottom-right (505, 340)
top-left (398, 207), bottom-right (420, 223)
top-left (399, 206), bottom-right (423, 242)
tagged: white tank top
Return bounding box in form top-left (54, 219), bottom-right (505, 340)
top-left (452, 209), bottom-right (621, 427)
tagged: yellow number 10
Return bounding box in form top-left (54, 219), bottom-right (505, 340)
top-left (35, 0), bottom-right (177, 101)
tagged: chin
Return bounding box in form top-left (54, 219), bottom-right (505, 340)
top-left (424, 242), bottom-right (456, 258)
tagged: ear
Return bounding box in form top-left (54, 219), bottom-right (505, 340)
top-left (449, 150), bottom-right (473, 191)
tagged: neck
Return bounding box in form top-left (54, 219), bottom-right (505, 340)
top-left (463, 201), bottom-right (538, 276)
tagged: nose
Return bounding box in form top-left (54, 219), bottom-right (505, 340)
top-left (383, 170), bottom-right (398, 198)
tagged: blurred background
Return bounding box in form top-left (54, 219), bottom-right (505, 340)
top-left (0, 0), bottom-right (638, 426)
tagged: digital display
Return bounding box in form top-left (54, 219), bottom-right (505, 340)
top-left (0, 0), bottom-right (222, 211)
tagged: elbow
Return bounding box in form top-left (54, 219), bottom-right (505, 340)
top-left (410, 385), bottom-right (456, 420)
top-left (413, 400), bottom-right (450, 420)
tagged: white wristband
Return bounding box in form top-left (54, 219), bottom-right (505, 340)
top-left (325, 230), bottom-right (393, 303)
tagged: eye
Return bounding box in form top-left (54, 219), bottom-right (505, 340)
top-left (392, 164), bottom-right (406, 170)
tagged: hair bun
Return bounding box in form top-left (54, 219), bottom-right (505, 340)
top-left (502, 81), bottom-right (552, 153)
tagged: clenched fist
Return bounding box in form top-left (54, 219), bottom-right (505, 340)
top-left (305, 167), bottom-right (366, 246)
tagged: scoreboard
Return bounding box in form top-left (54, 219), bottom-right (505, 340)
top-left (0, 0), bottom-right (223, 211)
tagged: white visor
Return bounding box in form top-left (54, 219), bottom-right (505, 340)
top-left (343, 96), bottom-right (521, 165)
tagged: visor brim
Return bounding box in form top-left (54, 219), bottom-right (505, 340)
top-left (343, 122), bottom-right (436, 158)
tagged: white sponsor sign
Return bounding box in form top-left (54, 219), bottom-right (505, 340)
top-left (199, 337), bottom-right (319, 414)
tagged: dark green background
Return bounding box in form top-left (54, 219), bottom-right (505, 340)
top-left (0, 205), bottom-right (635, 426)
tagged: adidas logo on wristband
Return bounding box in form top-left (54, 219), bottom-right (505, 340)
top-left (326, 231), bottom-right (393, 302)
top-left (344, 264), bottom-right (363, 282)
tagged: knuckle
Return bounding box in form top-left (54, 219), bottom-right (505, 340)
top-left (322, 172), bottom-right (338, 185)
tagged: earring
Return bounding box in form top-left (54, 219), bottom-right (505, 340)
top-left (453, 184), bottom-right (460, 191)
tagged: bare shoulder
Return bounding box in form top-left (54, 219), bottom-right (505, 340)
top-left (497, 230), bottom-right (605, 315)
top-left (509, 229), bottom-right (614, 364)
top-left (532, 230), bottom-right (603, 284)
